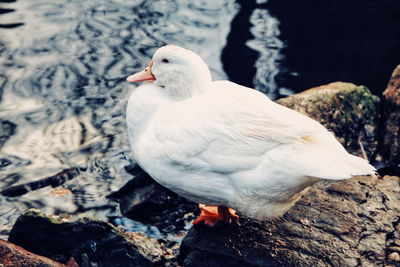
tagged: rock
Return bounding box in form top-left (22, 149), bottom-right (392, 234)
top-left (277, 82), bottom-right (380, 159)
top-left (108, 164), bottom-right (198, 233)
top-left (388, 247), bottom-right (400, 253)
top-left (180, 175), bottom-right (400, 267)
top-left (382, 65), bottom-right (400, 164)
top-left (0, 239), bottom-right (66, 267)
top-left (8, 209), bottom-right (173, 266)
top-left (376, 165), bottom-right (400, 177)
top-left (388, 252), bottom-right (400, 262)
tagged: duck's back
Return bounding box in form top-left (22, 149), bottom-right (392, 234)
top-left (132, 80), bottom-right (375, 217)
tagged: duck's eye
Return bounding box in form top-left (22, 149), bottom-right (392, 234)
top-left (161, 58), bottom-right (169, 63)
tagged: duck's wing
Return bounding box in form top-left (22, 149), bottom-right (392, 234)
top-left (148, 81), bottom-right (375, 179)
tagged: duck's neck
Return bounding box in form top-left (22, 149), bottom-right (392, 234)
top-left (163, 79), bottom-right (211, 100)
top-left (126, 84), bottom-right (172, 141)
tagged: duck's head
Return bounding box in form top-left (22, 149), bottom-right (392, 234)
top-left (127, 45), bottom-right (212, 99)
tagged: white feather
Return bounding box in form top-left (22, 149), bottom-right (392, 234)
top-left (126, 45), bottom-right (376, 219)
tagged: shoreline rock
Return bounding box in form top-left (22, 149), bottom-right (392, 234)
top-left (0, 239), bottom-right (68, 267)
top-left (382, 65), bottom-right (400, 164)
top-left (277, 82), bottom-right (380, 160)
top-left (8, 209), bottom-right (175, 266)
top-left (180, 175), bottom-right (400, 267)
top-left (108, 164), bottom-right (198, 234)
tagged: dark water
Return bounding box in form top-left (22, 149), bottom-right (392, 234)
top-left (223, 0), bottom-right (400, 95)
top-left (0, 0), bottom-right (399, 239)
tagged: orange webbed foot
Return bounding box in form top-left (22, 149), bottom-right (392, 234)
top-left (192, 204), bottom-right (239, 227)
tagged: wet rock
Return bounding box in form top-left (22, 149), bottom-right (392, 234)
top-left (376, 164), bottom-right (400, 177)
top-left (8, 209), bottom-right (173, 266)
top-left (382, 65), bottom-right (400, 164)
top-left (277, 82), bottom-right (380, 159)
top-left (180, 175), bottom-right (400, 267)
top-left (388, 252), bottom-right (400, 262)
top-left (0, 239), bottom-right (66, 267)
top-left (108, 164), bottom-right (197, 233)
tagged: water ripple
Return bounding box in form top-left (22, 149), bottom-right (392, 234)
top-left (0, 0), bottom-right (237, 234)
top-left (247, 7), bottom-right (283, 98)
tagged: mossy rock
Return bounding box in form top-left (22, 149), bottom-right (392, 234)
top-left (382, 65), bottom-right (400, 164)
top-left (277, 82), bottom-right (380, 159)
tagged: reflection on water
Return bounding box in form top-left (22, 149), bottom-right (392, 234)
top-left (247, 7), bottom-right (283, 97)
top-left (0, 0), bottom-right (244, 238)
top-left (221, 0), bottom-right (284, 97)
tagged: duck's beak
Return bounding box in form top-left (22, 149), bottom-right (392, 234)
top-left (126, 61), bottom-right (156, 83)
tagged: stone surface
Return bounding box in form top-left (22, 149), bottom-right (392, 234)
top-left (388, 252), bottom-right (400, 262)
top-left (8, 209), bottom-right (173, 267)
top-left (108, 164), bottom-right (198, 233)
top-left (180, 175), bottom-right (400, 267)
top-left (277, 82), bottom-right (380, 159)
top-left (382, 65), bottom-right (400, 164)
top-left (0, 239), bottom-right (66, 267)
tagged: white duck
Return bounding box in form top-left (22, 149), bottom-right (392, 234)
top-left (126, 45), bottom-right (376, 226)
